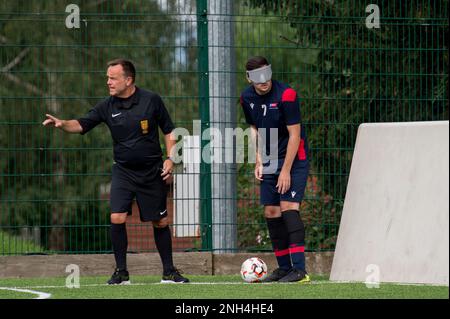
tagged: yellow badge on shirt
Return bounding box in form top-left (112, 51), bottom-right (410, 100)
top-left (140, 120), bottom-right (149, 134)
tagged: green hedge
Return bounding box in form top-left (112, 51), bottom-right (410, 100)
top-left (0, 231), bottom-right (46, 255)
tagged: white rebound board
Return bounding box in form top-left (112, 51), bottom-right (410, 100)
top-left (330, 121), bottom-right (449, 285)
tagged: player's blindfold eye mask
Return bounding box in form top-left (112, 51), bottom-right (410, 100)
top-left (246, 65), bottom-right (272, 84)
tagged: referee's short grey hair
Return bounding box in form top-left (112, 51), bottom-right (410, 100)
top-left (107, 59), bottom-right (136, 83)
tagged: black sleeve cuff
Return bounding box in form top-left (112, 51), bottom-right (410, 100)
top-left (76, 118), bottom-right (90, 135)
top-left (161, 125), bottom-right (175, 135)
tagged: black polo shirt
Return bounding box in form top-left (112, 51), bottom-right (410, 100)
top-left (77, 87), bottom-right (174, 167)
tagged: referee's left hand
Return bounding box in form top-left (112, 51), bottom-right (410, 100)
top-left (161, 159), bottom-right (174, 181)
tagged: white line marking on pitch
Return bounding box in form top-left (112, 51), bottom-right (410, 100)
top-left (3, 280), bottom-right (443, 291)
top-left (0, 281), bottom-right (346, 290)
top-left (0, 287), bottom-right (51, 299)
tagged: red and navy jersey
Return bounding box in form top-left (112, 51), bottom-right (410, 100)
top-left (240, 80), bottom-right (308, 162)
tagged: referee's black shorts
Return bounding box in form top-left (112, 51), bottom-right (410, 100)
top-left (110, 161), bottom-right (168, 222)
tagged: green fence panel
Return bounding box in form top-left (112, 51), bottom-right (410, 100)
top-left (0, 0), bottom-right (448, 255)
top-left (233, 0), bottom-right (448, 252)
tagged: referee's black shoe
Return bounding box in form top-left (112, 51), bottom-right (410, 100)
top-left (107, 268), bottom-right (131, 285)
top-left (161, 267), bottom-right (190, 283)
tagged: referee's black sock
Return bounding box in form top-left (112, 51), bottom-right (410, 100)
top-left (153, 226), bottom-right (174, 275)
top-left (110, 223), bottom-right (128, 271)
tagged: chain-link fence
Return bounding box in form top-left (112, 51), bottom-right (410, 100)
top-left (0, 0), bottom-right (448, 255)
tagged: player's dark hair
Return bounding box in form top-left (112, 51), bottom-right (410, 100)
top-left (245, 56), bottom-right (270, 71)
top-left (107, 59), bottom-right (136, 83)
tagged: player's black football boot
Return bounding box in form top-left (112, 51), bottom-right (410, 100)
top-left (278, 268), bottom-right (311, 283)
top-left (261, 268), bottom-right (290, 283)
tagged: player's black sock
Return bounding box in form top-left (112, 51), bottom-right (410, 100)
top-left (153, 226), bottom-right (174, 274)
top-left (282, 210), bottom-right (306, 272)
top-left (266, 217), bottom-right (291, 271)
top-left (110, 223), bottom-right (128, 271)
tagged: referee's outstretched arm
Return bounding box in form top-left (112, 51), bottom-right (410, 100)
top-left (42, 113), bottom-right (83, 133)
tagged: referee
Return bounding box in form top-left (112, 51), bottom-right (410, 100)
top-left (42, 59), bottom-right (189, 284)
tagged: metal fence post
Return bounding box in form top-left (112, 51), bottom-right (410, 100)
top-left (197, 0), bottom-right (213, 251)
top-left (208, 1), bottom-right (237, 253)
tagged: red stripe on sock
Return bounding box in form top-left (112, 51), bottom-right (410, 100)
top-left (274, 248), bottom-right (290, 257)
top-left (289, 246), bottom-right (305, 253)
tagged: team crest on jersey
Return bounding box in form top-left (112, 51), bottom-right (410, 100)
top-left (140, 119), bottom-right (149, 134)
top-left (250, 103), bottom-right (255, 109)
top-left (269, 103), bottom-right (278, 109)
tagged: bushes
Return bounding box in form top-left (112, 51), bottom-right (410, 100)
top-left (0, 230), bottom-right (46, 255)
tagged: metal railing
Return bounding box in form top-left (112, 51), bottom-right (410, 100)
top-left (0, 0), bottom-right (448, 255)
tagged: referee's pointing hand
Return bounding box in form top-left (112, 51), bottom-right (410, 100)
top-left (42, 114), bottom-right (63, 128)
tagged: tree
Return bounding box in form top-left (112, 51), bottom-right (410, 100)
top-left (246, 0), bottom-right (448, 200)
top-left (234, 0), bottom-right (448, 250)
top-left (0, 0), bottom-right (180, 253)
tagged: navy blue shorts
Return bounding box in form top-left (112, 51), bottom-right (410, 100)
top-left (110, 161), bottom-right (168, 222)
top-left (260, 159), bottom-right (309, 206)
